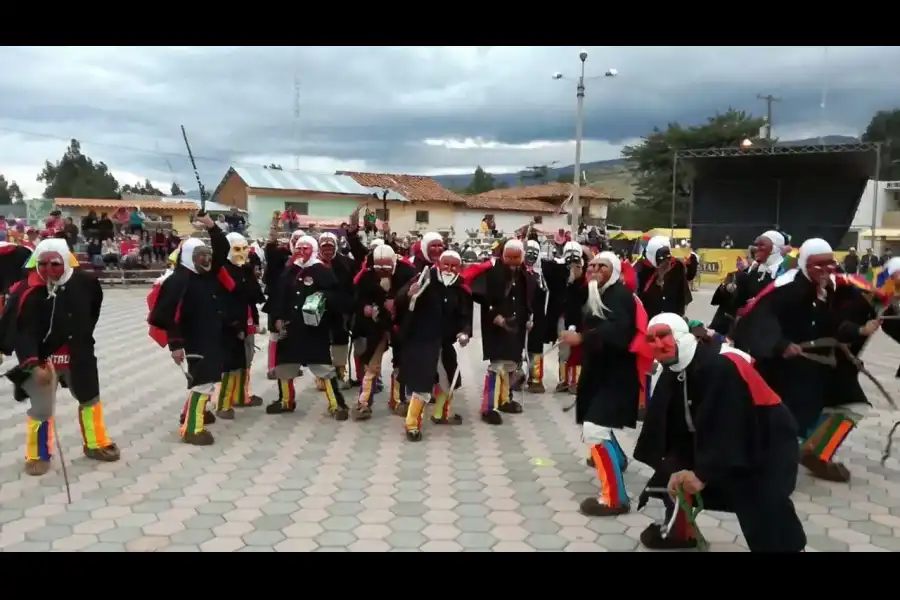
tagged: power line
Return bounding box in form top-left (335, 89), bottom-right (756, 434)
top-left (0, 124), bottom-right (292, 173)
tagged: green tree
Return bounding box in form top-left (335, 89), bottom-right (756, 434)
top-left (0, 175), bottom-right (24, 204)
top-left (264, 163), bottom-right (283, 170)
top-left (861, 108), bottom-right (900, 180)
top-left (170, 182), bottom-right (185, 196)
top-left (520, 163), bottom-right (556, 185)
top-left (556, 173), bottom-right (571, 184)
top-left (121, 178), bottom-right (164, 196)
top-left (464, 166), bottom-right (496, 194)
top-left (622, 109), bottom-right (766, 226)
top-left (37, 139), bottom-right (120, 199)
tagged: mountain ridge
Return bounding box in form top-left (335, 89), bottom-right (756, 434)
top-left (429, 135), bottom-right (860, 189)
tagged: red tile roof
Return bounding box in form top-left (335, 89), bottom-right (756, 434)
top-left (338, 171), bottom-right (466, 204)
top-left (464, 196), bottom-right (559, 214)
top-left (471, 183), bottom-right (616, 203)
top-left (55, 198), bottom-right (197, 212)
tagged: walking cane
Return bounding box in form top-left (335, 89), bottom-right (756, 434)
top-left (48, 365), bottom-right (71, 505)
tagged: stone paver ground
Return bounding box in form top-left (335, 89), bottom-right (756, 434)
top-left (1, 288), bottom-right (900, 552)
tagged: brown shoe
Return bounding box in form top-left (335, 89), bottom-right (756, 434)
top-left (526, 381), bottom-right (545, 394)
top-left (800, 450), bottom-right (851, 483)
top-left (266, 401), bottom-right (295, 415)
top-left (25, 459), bottom-right (51, 476)
top-left (579, 497), bottom-right (630, 517)
top-left (499, 400), bottom-right (523, 414)
top-left (639, 523), bottom-right (697, 550)
top-left (331, 406), bottom-right (350, 421)
top-left (554, 382), bottom-right (569, 393)
top-left (83, 443), bottom-right (121, 462)
top-left (406, 429), bottom-right (423, 442)
top-left (481, 411), bottom-right (503, 426)
top-left (182, 430), bottom-right (215, 446)
top-left (236, 395), bottom-right (264, 408)
top-left (352, 405), bottom-right (373, 421)
top-left (216, 409), bottom-right (235, 420)
top-left (431, 414), bottom-right (463, 426)
top-left (392, 401), bottom-right (409, 417)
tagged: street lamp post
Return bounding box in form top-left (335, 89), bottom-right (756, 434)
top-left (553, 50), bottom-right (617, 236)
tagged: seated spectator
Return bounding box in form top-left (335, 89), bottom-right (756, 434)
top-left (101, 239), bottom-right (120, 266)
top-left (153, 228), bottom-right (168, 262)
top-left (128, 206), bottom-right (146, 235)
top-left (225, 208), bottom-right (245, 234)
top-left (119, 235), bottom-right (138, 257)
top-left (87, 237), bottom-right (103, 268)
top-left (140, 231), bottom-right (154, 264)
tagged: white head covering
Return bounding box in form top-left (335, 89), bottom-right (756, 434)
top-left (179, 238), bottom-right (206, 274)
top-left (289, 229), bottom-right (306, 253)
top-left (645, 236), bottom-right (671, 267)
top-left (753, 230), bottom-right (786, 278)
top-left (562, 240), bottom-right (582, 258)
top-left (369, 238), bottom-right (385, 250)
top-left (225, 232), bottom-right (247, 264)
top-left (586, 251), bottom-right (622, 318)
top-left (421, 232), bottom-right (443, 263)
top-left (798, 238), bottom-right (832, 279)
top-left (318, 232), bottom-right (338, 247)
top-left (885, 257), bottom-right (900, 276)
top-left (760, 230), bottom-right (785, 248)
top-left (504, 239), bottom-right (524, 253)
top-left (647, 312), bottom-right (697, 372)
top-left (594, 251), bottom-right (621, 288)
top-left (293, 235), bottom-right (321, 268)
top-left (373, 242), bottom-right (396, 267)
top-left (438, 250), bottom-right (461, 286)
top-left (32, 238), bottom-right (74, 288)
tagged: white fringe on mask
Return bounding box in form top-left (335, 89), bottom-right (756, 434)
top-left (587, 279), bottom-right (609, 318)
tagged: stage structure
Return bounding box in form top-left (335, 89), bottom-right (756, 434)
top-left (670, 142), bottom-right (881, 248)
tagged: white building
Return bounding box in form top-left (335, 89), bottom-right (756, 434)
top-left (850, 179), bottom-right (900, 252)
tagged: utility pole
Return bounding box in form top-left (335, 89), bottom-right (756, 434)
top-left (293, 77), bottom-right (301, 170)
top-left (757, 93), bottom-right (781, 141)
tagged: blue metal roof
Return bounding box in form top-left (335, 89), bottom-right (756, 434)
top-left (233, 167), bottom-right (369, 195)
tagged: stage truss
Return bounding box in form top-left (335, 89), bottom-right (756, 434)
top-left (675, 142), bottom-right (880, 160)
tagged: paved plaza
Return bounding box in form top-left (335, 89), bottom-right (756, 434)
top-left (1, 287), bottom-right (900, 552)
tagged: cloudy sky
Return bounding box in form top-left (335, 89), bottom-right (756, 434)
top-left (1, 46), bottom-right (898, 198)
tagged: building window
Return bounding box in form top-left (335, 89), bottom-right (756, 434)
top-left (375, 208), bottom-right (390, 221)
top-left (415, 210), bottom-right (430, 224)
top-left (566, 214), bottom-right (572, 225)
top-left (581, 205), bottom-right (589, 218)
top-left (532, 215), bottom-right (543, 224)
top-left (285, 202), bottom-right (309, 215)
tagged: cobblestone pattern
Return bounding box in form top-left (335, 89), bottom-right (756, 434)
top-left (0, 288), bottom-right (899, 552)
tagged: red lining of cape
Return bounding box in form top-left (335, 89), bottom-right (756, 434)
top-left (721, 352), bottom-right (781, 406)
top-left (629, 297), bottom-right (655, 399)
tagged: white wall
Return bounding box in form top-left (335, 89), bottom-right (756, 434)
top-left (453, 209), bottom-right (568, 239)
top-left (851, 180), bottom-right (900, 251)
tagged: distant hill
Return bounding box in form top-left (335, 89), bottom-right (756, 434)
top-left (430, 135), bottom-right (861, 194)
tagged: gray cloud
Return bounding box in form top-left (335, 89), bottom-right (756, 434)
top-left (1, 45), bottom-right (898, 197)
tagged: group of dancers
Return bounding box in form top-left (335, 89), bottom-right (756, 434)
top-left (2, 212), bottom-right (897, 553)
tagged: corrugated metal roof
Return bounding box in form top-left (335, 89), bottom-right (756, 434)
top-left (361, 186), bottom-right (409, 202)
top-left (233, 167), bottom-right (369, 195)
top-left (159, 198), bottom-right (244, 213)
